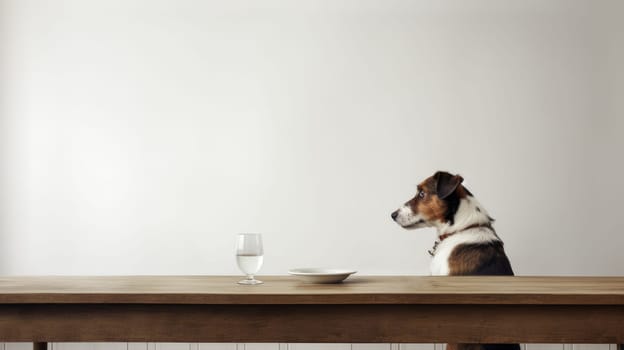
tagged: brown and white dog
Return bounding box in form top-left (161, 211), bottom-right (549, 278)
top-left (391, 171), bottom-right (518, 350)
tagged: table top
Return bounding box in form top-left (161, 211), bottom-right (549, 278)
top-left (1, 275), bottom-right (623, 305)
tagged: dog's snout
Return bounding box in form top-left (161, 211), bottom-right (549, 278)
top-left (391, 210), bottom-right (399, 221)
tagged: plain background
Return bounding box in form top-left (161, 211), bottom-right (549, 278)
top-left (1, 0), bottom-right (623, 276)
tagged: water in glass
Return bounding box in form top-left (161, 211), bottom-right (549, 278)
top-left (236, 233), bottom-right (263, 285)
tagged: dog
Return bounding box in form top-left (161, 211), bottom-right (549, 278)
top-left (391, 171), bottom-right (519, 350)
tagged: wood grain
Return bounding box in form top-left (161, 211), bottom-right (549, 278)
top-left (1, 276), bottom-right (623, 344)
top-left (0, 304), bottom-right (622, 343)
top-left (1, 276), bottom-right (624, 305)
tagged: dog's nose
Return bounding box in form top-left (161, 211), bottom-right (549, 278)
top-left (391, 210), bottom-right (399, 221)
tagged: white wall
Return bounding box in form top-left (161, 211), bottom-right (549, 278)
top-left (1, 0), bottom-right (623, 276)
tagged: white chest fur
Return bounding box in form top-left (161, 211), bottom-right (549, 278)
top-left (429, 227), bottom-right (500, 276)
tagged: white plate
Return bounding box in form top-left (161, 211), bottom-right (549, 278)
top-left (288, 268), bottom-right (357, 284)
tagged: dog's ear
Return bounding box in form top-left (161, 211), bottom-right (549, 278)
top-left (434, 171), bottom-right (464, 199)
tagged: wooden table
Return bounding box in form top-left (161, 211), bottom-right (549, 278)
top-left (0, 276), bottom-right (623, 350)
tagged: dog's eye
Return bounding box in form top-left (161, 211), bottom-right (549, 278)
top-left (418, 191), bottom-right (426, 199)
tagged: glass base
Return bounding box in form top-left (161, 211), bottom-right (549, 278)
top-left (238, 278), bottom-right (263, 285)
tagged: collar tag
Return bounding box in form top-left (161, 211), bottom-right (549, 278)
top-left (428, 241), bottom-right (440, 257)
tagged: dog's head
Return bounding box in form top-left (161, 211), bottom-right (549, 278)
top-left (391, 171), bottom-right (468, 229)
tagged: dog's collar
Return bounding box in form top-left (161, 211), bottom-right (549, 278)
top-left (428, 223), bottom-right (493, 257)
top-left (441, 223), bottom-right (493, 241)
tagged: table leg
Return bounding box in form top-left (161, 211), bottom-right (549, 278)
top-left (33, 342), bottom-right (47, 350)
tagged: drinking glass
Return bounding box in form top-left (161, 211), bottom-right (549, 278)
top-left (236, 233), bottom-right (264, 285)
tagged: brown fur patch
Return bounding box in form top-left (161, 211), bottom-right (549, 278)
top-left (415, 196), bottom-right (447, 222)
top-left (401, 172), bottom-right (471, 224)
top-left (455, 185), bottom-right (469, 198)
top-left (403, 176), bottom-right (449, 223)
top-left (447, 241), bottom-right (515, 276)
top-left (418, 175), bottom-right (437, 193)
top-left (408, 176), bottom-right (456, 222)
